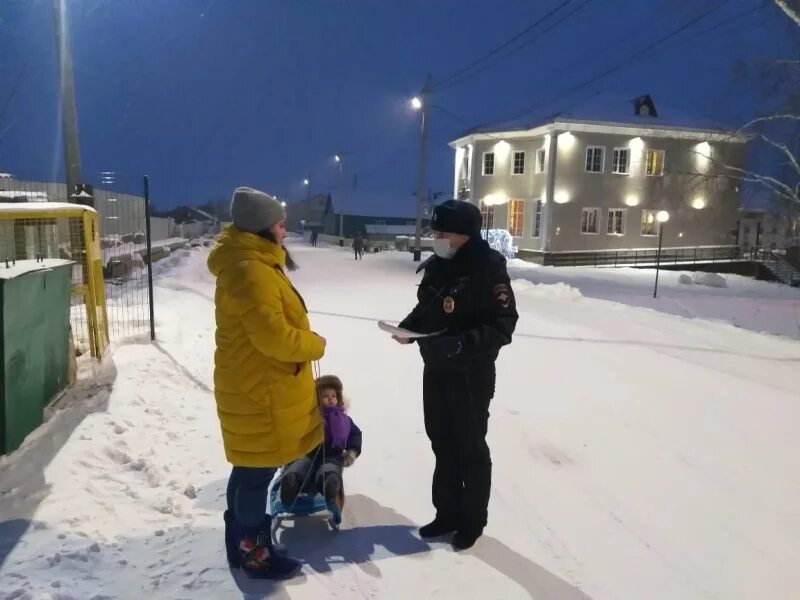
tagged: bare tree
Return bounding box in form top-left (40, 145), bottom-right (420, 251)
top-left (775, 0), bottom-right (800, 26)
top-left (688, 1), bottom-right (800, 248)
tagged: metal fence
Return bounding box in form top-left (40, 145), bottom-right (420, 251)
top-left (0, 173), bottom-right (155, 345)
top-left (544, 246), bottom-right (741, 268)
top-left (0, 204), bottom-right (109, 357)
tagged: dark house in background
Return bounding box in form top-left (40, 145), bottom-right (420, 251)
top-left (286, 193), bottom-right (331, 233)
top-left (287, 190), bottom-right (431, 240)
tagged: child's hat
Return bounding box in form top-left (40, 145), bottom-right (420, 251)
top-left (316, 374), bottom-right (343, 393)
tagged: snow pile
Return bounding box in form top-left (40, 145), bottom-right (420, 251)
top-left (508, 261), bottom-right (800, 339)
top-left (0, 190), bottom-right (48, 201)
top-left (513, 280), bottom-right (582, 301)
top-left (693, 272), bottom-right (728, 288)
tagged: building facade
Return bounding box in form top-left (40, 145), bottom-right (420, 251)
top-left (450, 95), bottom-right (747, 264)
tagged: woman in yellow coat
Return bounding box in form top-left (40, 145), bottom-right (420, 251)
top-left (208, 186), bottom-right (325, 579)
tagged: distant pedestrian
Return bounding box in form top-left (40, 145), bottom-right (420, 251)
top-left (353, 234), bottom-right (365, 260)
top-left (310, 230), bottom-right (319, 247)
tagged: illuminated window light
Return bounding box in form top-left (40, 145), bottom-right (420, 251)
top-left (553, 190), bottom-right (570, 204)
top-left (625, 195), bottom-right (640, 207)
top-left (691, 197), bottom-right (707, 209)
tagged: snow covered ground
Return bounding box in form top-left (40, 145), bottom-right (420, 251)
top-left (507, 261), bottom-right (800, 340)
top-left (2, 241), bottom-right (800, 599)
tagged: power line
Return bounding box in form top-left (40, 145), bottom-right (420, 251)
top-left (472, 0), bottom-right (735, 131)
top-left (435, 0), bottom-right (595, 93)
top-left (536, 0), bottom-right (761, 104)
top-left (432, 0), bottom-right (580, 91)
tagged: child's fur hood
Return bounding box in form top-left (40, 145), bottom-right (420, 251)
top-left (316, 374), bottom-right (351, 410)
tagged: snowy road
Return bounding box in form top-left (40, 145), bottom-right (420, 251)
top-left (2, 242), bottom-right (799, 599)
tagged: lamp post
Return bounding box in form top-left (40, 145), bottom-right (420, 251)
top-left (411, 74), bottom-right (431, 262)
top-left (303, 174), bottom-right (311, 199)
top-left (334, 155), bottom-right (344, 238)
top-left (653, 210), bottom-right (670, 299)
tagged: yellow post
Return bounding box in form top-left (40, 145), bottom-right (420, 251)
top-left (82, 210), bottom-right (109, 357)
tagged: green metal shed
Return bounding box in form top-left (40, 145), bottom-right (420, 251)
top-left (0, 259), bottom-right (73, 454)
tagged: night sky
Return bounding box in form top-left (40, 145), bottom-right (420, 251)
top-left (0, 0), bottom-right (794, 208)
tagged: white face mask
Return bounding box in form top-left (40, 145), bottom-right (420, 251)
top-left (433, 237), bottom-right (457, 259)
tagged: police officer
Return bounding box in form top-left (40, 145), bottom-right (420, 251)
top-left (396, 199), bottom-right (518, 550)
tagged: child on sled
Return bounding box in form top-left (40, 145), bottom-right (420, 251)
top-left (279, 375), bottom-right (362, 513)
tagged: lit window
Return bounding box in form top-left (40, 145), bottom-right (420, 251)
top-left (480, 200), bottom-right (495, 229)
top-left (508, 199), bottom-right (524, 237)
top-left (646, 150), bottom-right (665, 176)
top-left (641, 209), bottom-right (659, 236)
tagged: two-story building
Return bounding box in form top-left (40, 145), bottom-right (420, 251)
top-left (450, 94), bottom-right (748, 265)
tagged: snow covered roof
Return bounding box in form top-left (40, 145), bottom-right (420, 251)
top-left (192, 207), bottom-right (217, 221)
top-left (0, 202), bottom-right (97, 215)
top-left (0, 173), bottom-right (13, 179)
top-left (0, 259), bottom-right (73, 280)
top-left (0, 190), bottom-right (48, 200)
top-left (334, 189), bottom-right (418, 219)
top-left (455, 93), bottom-right (741, 142)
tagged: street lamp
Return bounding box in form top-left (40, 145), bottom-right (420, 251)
top-left (653, 210), bottom-right (670, 298)
top-left (412, 74), bottom-right (431, 262)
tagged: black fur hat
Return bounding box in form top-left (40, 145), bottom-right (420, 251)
top-left (431, 200), bottom-right (482, 236)
top-left (316, 374), bottom-right (344, 406)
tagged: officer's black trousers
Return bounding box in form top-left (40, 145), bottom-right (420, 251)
top-left (422, 364), bottom-right (494, 532)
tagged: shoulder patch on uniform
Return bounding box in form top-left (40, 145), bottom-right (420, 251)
top-left (494, 283), bottom-right (511, 308)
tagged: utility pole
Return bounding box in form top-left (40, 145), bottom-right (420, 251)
top-left (335, 156), bottom-right (344, 237)
top-left (52, 0), bottom-right (86, 205)
top-left (413, 74), bottom-right (431, 262)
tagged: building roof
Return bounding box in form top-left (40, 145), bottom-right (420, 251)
top-left (0, 201), bottom-right (97, 215)
top-left (455, 93), bottom-right (740, 142)
top-left (332, 189), bottom-right (419, 219)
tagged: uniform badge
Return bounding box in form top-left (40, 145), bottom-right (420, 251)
top-left (443, 296), bottom-right (455, 314)
top-left (494, 284), bottom-right (511, 309)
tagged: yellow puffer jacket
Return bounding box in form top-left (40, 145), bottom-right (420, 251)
top-left (207, 226), bottom-right (325, 467)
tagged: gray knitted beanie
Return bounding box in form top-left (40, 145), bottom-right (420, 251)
top-left (230, 186), bottom-right (286, 234)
